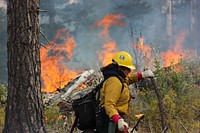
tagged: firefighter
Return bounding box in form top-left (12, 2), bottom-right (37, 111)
top-left (97, 51), bottom-right (154, 133)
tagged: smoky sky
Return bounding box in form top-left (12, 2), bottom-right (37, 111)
top-left (40, 0), bottom-right (199, 69)
top-left (0, 0), bottom-right (199, 83)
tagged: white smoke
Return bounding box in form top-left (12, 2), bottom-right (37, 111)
top-left (0, 0), bottom-right (6, 9)
top-left (39, 0), bottom-right (200, 69)
top-left (68, 0), bottom-right (79, 4)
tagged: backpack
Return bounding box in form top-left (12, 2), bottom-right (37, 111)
top-left (70, 75), bottom-right (124, 132)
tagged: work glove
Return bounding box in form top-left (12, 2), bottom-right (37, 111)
top-left (117, 118), bottom-right (129, 131)
top-left (142, 69), bottom-right (154, 78)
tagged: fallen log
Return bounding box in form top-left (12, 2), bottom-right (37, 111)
top-left (43, 69), bottom-right (103, 107)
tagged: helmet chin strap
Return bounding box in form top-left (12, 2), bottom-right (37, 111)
top-left (112, 59), bottom-right (116, 63)
top-left (112, 59), bottom-right (119, 66)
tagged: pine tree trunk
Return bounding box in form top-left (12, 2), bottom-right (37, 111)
top-left (4, 0), bottom-right (46, 132)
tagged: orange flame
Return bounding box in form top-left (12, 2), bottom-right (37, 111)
top-left (40, 29), bottom-right (79, 92)
top-left (138, 36), bottom-right (144, 49)
top-left (98, 41), bottom-right (118, 66)
top-left (96, 14), bottom-right (125, 66)
top-left (132, 36), bottom-right (150, 54)
top-left (161, 32), bottom-right (187, 67)
top-left (132, 36), bottom-right (153, 68)
top-left (96, 14), bottom-right (125, 40)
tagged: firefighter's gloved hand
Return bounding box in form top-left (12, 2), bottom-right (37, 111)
top-left (117, 118), bottom-right (129, 131)
top-left (142, 69), bottom-right (154, 78)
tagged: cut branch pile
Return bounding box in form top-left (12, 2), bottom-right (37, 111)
top-left (43, 69), bottom-right (103, 113)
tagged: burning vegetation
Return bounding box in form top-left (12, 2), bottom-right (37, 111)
top-left (39, 13), bottom-right (200, 133)
top-left (1, 0), bottom-right (200, 133)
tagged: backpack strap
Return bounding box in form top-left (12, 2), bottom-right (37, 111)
top-left (103, 75), bottom-right (124, 92)
top-left (114, 75), bottom-right (124, 93)
top-left (97, 75), bottom-right (124, 105)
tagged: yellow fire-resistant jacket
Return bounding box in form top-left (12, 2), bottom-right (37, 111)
top-left (100, 73), bottom-right (139, 118)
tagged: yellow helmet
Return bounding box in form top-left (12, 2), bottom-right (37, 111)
top-left (112, 51), bottom-right (135, 70)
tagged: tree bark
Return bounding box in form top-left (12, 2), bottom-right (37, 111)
top-left (4, 0), bottom-right (46, 132)
top-left (150, 78), bottom-right (168, 133)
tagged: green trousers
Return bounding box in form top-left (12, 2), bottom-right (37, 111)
top-left (96, 115), bottom-right (118, 133)
top-left (95, 108), bottom-right (124, 133)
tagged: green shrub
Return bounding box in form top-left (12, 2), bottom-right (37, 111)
top-left (0, 84), bottom-right (7, 132)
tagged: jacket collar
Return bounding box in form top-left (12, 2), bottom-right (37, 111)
top-left (101, 65), bottom-right (126, 79)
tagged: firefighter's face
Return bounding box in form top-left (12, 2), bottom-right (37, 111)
top-left (121, 67), bottom-right (132, 77)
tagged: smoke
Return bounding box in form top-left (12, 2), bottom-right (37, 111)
top-left (0, 0), bottom-right (6, 9)
top-left (40, 0), bottom-right (192, 68)
top-left (0, 0), bottom-right (198, 83)
top-left (68, 0), bottom-right (79, 4)
top-left (34, 0), bottom-right (200, 68)
top-left (3, 0), bottom-right (198, 63)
